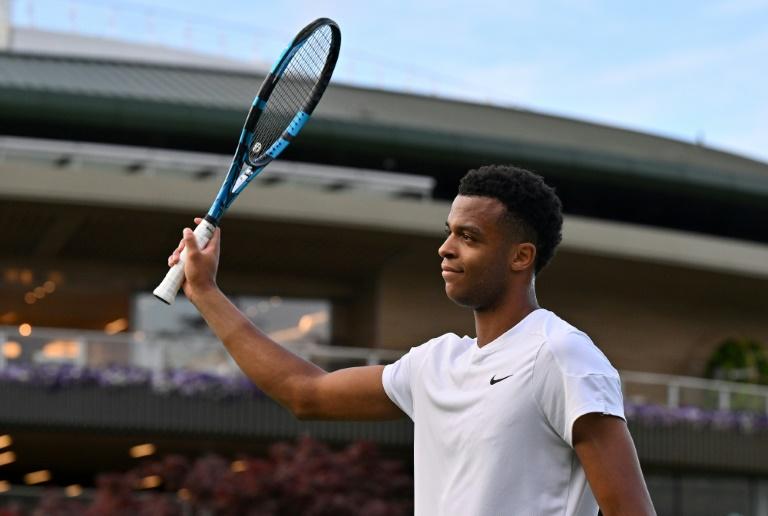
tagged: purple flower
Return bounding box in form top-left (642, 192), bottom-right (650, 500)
top-left (624, 401), bottom-right (768, 433)
top-left (0, 362), bottom-right (263, 401)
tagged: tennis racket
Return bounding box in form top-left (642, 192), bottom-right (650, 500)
top-left (153, 18), bottom-right (341, 304)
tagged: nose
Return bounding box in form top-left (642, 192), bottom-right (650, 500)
top-left (438, 233), bottom-right (456, 259)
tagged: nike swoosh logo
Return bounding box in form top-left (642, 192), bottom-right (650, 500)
top-left (490, 374), bottom-right (513, 385)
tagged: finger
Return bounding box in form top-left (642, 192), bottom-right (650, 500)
top-left (174, 238), bottom-right (185, 255)
top-left (182, 227), bottom-right (200, 257)
top-left (194, 217), bottom-right (203, 224)
top-left (168, 237), bottom-right (185, 267)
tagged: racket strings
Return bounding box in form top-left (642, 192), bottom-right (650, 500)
top-left (266, 31), bottom-right (330, 126)
top-left (252, 25), bottom-right (334, 160)
top-left (272, 27), bottom-right (332, 109)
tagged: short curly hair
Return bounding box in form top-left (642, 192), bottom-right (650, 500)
top-left (458, 165), bottom-right (563, 274)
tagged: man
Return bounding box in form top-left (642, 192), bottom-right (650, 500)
top-left (169, 165), bottom-right (656, 515)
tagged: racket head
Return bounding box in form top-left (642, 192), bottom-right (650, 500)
top-left (206, 18), bottom-right (341, 223)
top-left (253, 18), bottom-right (341, 131)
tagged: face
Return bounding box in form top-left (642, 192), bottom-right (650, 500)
top-left (438, 195), bottom-right (518, 311)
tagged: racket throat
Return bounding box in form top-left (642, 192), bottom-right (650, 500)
top-left (232, 163), bottom-right (257, 193)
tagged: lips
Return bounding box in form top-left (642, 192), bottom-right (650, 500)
top-left (441, 264), bottom-right (463, 279)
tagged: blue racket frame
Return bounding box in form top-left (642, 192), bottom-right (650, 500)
top-left (205, 18), bottom-right (341, 224)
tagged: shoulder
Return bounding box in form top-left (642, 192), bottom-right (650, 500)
top-left (383, 332), bottom-right (471, 385)
top-left (535, 312), bottom-right (619, 379)
top-left (409, 332), bottom-right (473, 361)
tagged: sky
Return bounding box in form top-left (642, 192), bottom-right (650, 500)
top-left (10, 0), bottom-right (768, 164)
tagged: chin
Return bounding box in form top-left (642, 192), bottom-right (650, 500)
top-left (444, 286), bottom-right (479, 309)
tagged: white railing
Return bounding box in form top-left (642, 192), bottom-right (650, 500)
top-left (621, 370), bottom-right (768, 414)
top-left (0, 325), bottom-right (404, 376)
top-left (3, 325), bottom-right (768, 414)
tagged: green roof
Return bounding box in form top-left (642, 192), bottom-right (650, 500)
top-left (2, 51), bottom-right (768, 245)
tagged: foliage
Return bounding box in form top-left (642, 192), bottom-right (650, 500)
top-left (0, 363), bottom-right (261, 400)
top-left (0, 437), bottom-right (413, 516)
top-left (624, 402), bottom-right (768, 433)
top-left (705, 337), bottom-right (768, 385)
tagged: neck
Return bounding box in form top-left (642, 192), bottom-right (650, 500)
top-left (474, 280), bottom-right (539, 347)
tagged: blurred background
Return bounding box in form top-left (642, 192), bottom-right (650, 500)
top-left (1, 0), bottom-right (767, 514)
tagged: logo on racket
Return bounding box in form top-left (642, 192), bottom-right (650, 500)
top-left (249, 141), bottom-right (263, 162)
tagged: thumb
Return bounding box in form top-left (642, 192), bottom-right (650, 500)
top-left (183, 228), bottom-right (200, 256)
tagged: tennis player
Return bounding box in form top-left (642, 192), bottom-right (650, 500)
top-left (169, 165), bottom-right (656, 515)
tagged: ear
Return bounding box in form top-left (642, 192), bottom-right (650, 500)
top-left (509, 242), bottom-right (537, 272)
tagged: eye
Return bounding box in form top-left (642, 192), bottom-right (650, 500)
top-left (461, 233), bottom-right (473, 241)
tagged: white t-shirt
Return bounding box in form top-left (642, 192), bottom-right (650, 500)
top-left (382, 309), bottom-right (624, 516)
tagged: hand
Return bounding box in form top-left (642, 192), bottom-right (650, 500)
top-left (168, 217), bottom-right (221, 300)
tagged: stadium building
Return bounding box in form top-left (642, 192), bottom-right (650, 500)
top-left (1, 5), bottom-right (768, 514)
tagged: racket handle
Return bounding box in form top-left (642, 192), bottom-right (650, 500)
top-left (153, 219), bottom-right (216, 305)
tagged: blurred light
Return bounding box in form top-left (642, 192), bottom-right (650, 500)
top-left (24, 470), bottom-right (51, 485)
top-left (139, 475), bottom-right (162, 489)
top-left (0, 312), bottom-right (18, 324)
top-left (3, 268), bottom-right (19, 284)
top-left (19, 269), bottom-right (33, 286)
top-left (0, 435), bottom-right (12, 449)
top-left (129, 443), bottom-right (156, 458)
top-left (18, 324), bottom-right (32, 337)
top-left (48, 271), bottom-right (64, 284)
top-left (24, 293), bottom-right (36, 304)
top-left (42, 340), bottom-right (81, 360)
top-left (65, 484), bottom-right (82, 497)
top-left (269, 296), bottom-right (282, 307)
top-left (231, 460), bottom-right (246, 473)
top-left (105, 318), bottom-right (129, 335)
top-left (268, 326), bottom-right (304, 342)
top-left (3, 341), bottom-right (22, 359)
top-left (298, 311), bottom-right (328, 334)
top-left (177, 488), bottom-right (191, 500)
top-left (298, 315), bottom-right (313, 333)
top-left (43, 281), bottom-right (56, 294)
top-left (0, 480), bottom-right (9, 493)
top-left (33, 287), bottom-right (46, 299)
top-left (0, 451), bottom-right (16, 466)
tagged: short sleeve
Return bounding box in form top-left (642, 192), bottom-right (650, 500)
top-left (531, 332), bottom-right (625, 446)
top-left (382, 340), bottom-right (437, 421)
top-left (382, 349), bottom-right (418, 420)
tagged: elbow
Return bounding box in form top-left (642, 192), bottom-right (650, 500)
top-left (291, 399), bottom-right (322, 421)
top-left (290, 399), bottom-right (313, 420)
top-left (286, 383), bottom-right (321, 421)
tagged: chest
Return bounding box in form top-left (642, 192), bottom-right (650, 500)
top-left (414, 346), bottom-right (545, 449)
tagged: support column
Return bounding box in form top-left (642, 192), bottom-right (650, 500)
top-left (0, 0), bottom-right (10, 50)
top-left (756, 479), bottom-right (768, 516)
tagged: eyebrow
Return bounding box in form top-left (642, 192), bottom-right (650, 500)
top-left (445, 222), bottom-right (483, 236)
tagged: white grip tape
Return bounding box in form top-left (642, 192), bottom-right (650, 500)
top-left (153, 219), bottom-right (216, 304)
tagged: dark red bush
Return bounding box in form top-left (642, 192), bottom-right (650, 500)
top-left (1, 437), bottom-right (413, 516)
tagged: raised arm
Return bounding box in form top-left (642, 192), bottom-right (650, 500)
top-left (169, 222), bottom-right (404, 421)
top-left (572, 413), bottom-right (656, 516)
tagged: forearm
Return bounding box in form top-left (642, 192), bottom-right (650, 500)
top-left (188, 286), bottom-right (326, 415)
top-left (172, 225), bottom-right (399, 421)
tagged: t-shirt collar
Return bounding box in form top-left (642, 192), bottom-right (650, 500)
top-left (472, 308), bottom-right (548, 357)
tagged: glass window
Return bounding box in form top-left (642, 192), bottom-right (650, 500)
top-left (132, 293), bottom-right (331, 374)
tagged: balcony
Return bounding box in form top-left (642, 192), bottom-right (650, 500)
top-left (3, 325), bottom-right (768, 475)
